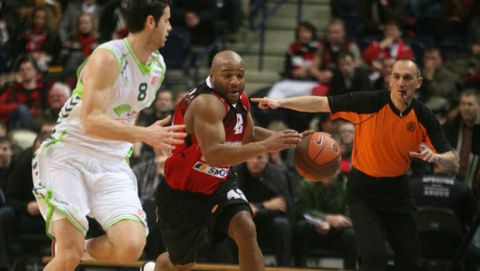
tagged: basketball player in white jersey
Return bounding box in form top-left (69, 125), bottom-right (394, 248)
top-left (32, 1), bottom-right (186, 270)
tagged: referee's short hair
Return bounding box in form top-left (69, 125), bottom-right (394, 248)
top-left (127, 0), bottom-right (171, 33)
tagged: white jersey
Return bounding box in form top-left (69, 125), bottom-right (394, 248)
top-left (45, 39), bottom-right (166, 158)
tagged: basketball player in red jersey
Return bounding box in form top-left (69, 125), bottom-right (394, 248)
top-left (142, 50), bottom-right (303, 271)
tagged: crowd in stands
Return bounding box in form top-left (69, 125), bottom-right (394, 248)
top-left (0, 0), bottom-right (479, 270)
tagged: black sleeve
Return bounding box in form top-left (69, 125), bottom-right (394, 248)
top-left (473, 124), bottom-right (480, 155)
top-left (415, 102), bottom-right (453, 153)
top-left (327, 90), bottom-right (388, 114)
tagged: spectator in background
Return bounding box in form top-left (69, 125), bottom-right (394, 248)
top-left (338, 121), bottom-right (354, 174)
top-left (0, 0), bottom-right (20, 74)
top-left (0, 124), bottom-right (5, 137)
top-left (138, 89), bottom-right (174, 127)
top-left (0, 137), bottom-right (14, 270)
top-left (363, 21), bottom-right (414, 81)
top-left (443, 90), bottom-right (480, 197)
top-left (418, 47), bottom-right (459, 108)
top-left (463, 42), bottom-right (480, 89)
top-left (0, 137), bottom-right (13, 197)
top-left (6, 133), bottom-right (49, 239)
top-left (99, 0), bottom-right (128, 42)
top-left (0, 137), bottom-right (14, 271)
top-left (329, 51), bottom-right (371, 96)
top-left (360, 0), bottom-right (411, 37)
top-left (133, 147), bottom-right (169, 260)
top-left (330, 0), bottom-right (362, 39)
top-left (294, 172), bottom-right (357, 269)
top-left (372, 56), bottom-right (395, 90)
top-left (59, 0), bottom-right (102, 44)
top-left (266, 21), bottom-right (321, 132)
top-left (13, 5), bottom-right (61, 72)
top-left (171, 0), bottom-right (219, 47)
top-left (409, 165), bottom-right (480, 271)
top-left (268, 21), bottom-right (321, 99)
top-left (236, 153), bottom-right (296, 267)
top-left (137, 89), bottom-right (174, 158)
top-left (174, 89), bottom-right (189, 105)
top-left (319, 18), bottom-right (362, 76)
top-left (61, 13), bottom-right (99, 75)
top-left (218, 0), bottom-right (243, 36)
top-left (32, 82), bottom-right (71, 132)
top-left (0, 55), bottom-right (46, 131)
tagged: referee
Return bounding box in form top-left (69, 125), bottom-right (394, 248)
top-left (252, 59), bottom-right (459, 271)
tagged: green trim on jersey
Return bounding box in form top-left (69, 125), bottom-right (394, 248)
top-left (104, 215), bottom-right (145, 232)
top-left (125, 146), bottom-right (134, 164)
top-left (72, 80), bottom-right (85, 98)
top-left (113, 104), bottom-right (132, 117)
top-left (124, 38), bottom-right (154, 75)
top-left (40, 188), bottom-right (88, 239)
top-left (41, 131), bottom-right (68, 154)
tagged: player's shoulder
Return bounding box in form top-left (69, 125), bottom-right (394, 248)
top-left (189, 93), bottom-right (226, 119)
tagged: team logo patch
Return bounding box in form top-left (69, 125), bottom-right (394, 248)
top-left (151, 76), bottom-right (159, 86)
top-left (193, 162), bottom-right (230, 178)
top-left (406, 121), bottom-right (416, 132)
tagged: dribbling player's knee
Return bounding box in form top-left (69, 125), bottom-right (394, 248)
top-left (229, 212), bottom-right (257, 244)
top-left (57, 249), bottom-right (82, 269)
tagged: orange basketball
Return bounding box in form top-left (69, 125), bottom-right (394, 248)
top-left (294, 132), bottom-right (341, 181)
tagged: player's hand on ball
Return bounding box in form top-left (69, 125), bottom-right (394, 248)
top-left (264, 129), bottom-right (302, 152)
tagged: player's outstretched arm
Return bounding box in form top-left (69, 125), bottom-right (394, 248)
top-left (191, 95), bottom-right (302, 167)
top-left (81, 49), bottom-right (186, 149)
top-left (251, 96), bottom-right (331, 113)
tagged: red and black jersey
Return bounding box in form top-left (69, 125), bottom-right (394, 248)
top-left (164, 79), bottom-right (250, 195)
top-left (328, 90), bottom-right (452, 178)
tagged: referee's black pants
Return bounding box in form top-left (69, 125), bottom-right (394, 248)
top-left (348, 168), bottom-right (420, 271)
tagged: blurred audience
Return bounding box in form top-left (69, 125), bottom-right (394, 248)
top-left (268, 21), bottom-right (321, 99)
top-left (236, 153), bottom-right (296, 266)
top-left (410, 165), bottom-right (480, 271)
top-left (329, 51), bottom-right (371, 96)
top-left (61, 12), bottom-right (99, 74)
top-left (294, 172), bottom-right (357, 269)
top-left (443, 90), bottom-right (480, 198)
top-left (418, 47), bottom-right (459, 107)
top-left (32, 82), bottom-right (71, 132)
top-left (13, 5), bottom-right (62, 72)
top-left (363, 21), bottom-right (414, 81)
top-left (0, 55), bottom-right (46, 131)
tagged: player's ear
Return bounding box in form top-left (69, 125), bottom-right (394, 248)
top-left (416, 76), bottom-right (423, 89)
top-left (145, 15), bottom-right (155, 30)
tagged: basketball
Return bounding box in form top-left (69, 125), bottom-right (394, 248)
top-left (294, 132), bottom-right (341, 181)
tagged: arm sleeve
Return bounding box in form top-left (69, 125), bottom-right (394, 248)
top-left (328, 90), bottom-right (388, 114)
top-left (416, 102), bottom-right (453, 153)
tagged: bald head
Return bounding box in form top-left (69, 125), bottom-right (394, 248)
top-left (393, 59), bottom-right (421, 78)
top-left (211, 50), bottom-right (244, 71)
top-left (209, 50), bottom-right (246, 104)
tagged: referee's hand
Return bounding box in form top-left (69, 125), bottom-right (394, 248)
top-left (409, 143), bottom-right (437, 163)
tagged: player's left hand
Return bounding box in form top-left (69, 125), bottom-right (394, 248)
top-left (409, 143), bottom-right (438, 163)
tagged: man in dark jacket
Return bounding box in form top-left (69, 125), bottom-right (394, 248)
top-left (236, 152), bottom-right (295, 267)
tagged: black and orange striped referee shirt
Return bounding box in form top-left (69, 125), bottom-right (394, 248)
top-left (328, 90), bottom-right (452, 178)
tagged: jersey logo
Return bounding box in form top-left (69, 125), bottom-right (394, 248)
top-left (233, 113), bottom-right (244, 135)
top-left (193, 162), bottom-right (230, 178)
top-left (226, 189), bottom-right (248, 202)
top-left (406, 121), bottom-right (416, 132)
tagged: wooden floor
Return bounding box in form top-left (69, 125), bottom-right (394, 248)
top-left (42, 257), bottom-right (342, 271)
